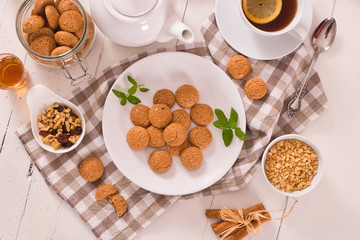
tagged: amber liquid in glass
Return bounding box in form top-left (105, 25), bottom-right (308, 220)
top-left (0, 55), bottom-right (28, 89)
top-left (246, 0), bottom-right (298, 32)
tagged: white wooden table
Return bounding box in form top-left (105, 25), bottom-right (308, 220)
top-left (1, 0), bottom-right (359, 239)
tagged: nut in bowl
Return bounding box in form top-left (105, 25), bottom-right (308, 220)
top-left (26, 84), bottom-right (85, 154)
top-left (261, 134), bottom-right (323, 197)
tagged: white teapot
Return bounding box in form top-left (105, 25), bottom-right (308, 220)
top-left (89, 0), bottom-right (195, 47)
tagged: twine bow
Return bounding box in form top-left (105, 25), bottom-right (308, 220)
top-left (218, 200), bottom-right (298, 240)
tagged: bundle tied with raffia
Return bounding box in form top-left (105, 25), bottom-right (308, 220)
top-left (206, 202), bottom-right (297, 240)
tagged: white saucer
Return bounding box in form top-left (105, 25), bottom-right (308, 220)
top-left (215, 0), bottom-right (313, 60)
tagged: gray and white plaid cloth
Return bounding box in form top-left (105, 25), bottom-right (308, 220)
top-left (16, 13), bottom-right (327, 239)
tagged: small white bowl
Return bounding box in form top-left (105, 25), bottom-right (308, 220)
top-left (26, 84), bottom-right (86, 154)
top-left (261, 134), bottom-right (323, 197)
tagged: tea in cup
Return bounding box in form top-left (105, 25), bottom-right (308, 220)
top-left (239, 0), bottom-right (306, 39)
top-left (0, 53), bottom-right (29, 90)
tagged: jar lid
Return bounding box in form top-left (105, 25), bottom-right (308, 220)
top-left (109, 0), bottom-right (158, 17)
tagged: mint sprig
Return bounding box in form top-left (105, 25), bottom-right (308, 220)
top-left (112, 76), bottom-right (149, 106)
top-left (213, 107), bottom-right (246, 147)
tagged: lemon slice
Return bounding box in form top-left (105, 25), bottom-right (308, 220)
top-left (2, 64), bottom-right (23, 84)
top-left (243, 0), bottom-right (282, 24)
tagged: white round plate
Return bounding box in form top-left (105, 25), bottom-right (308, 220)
top-left (215, 0), bottom-right (313, 60)
top-left (102, 52), bottom-right (246, 195)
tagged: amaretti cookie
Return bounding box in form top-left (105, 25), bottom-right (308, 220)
top-left (54, 30), bottom-right (79, 47)
top-left (31, 0), bottom-right (54, 16)
top-left (79, 157), bottom-right (104, 182)
top-left (244, 77), bottom-right (267, 100)
top-left (22, 15), bottom-right (45, 34)
top-left (57, 0), bottom-right (80, 14)
top-left (30, 35), bottom-right (56, 56)
top-left (24, 33), bottom-right (30, 44)
top-left (29, 27), bottom-right (54, 43)
top-left (148, 104), bottom-right (172, 128)
top-left (180, 147), bottom-right (203, 169)
top-left (147, 125), bottom-right (165, 148)
top-left (130, 104), bottom-right (151, 127)
top-left (227, 55), bottom-right (251, 79)
top-left (148, 150), bottom-right (172, 173)
top-left (163, 123), bottom-right (187, 147)
top-left (126, 126), bottom-right (149, 150)
top-left (190, 104), bottom-right (214, 126)
top-left (175, 84), bottom-right (199, 108)
top-left (58, 10), bottom-right (83, 32)
top-left (171, 109), bottom-right (191, 129)
top-left (95, 184), bottom-right (117, 200)
top-left (74, 26), bottom-right (84, 38)
top-left (108, 194), bottom-right (127, 217)
top-left (45, 5), bottom-right (60, 29)
top-left (166, 138), bottom-right (189, 156)
top-left (51, 46), bottom-right (72, 56)
top-left (153, 89), bottom-right (175, 108)
top-left (188, 126), bottom-right (212, 150)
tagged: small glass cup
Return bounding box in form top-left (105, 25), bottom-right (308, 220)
top-left (0, 53), bottom-right (29, 90)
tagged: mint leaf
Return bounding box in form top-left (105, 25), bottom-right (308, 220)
top-left (128, 76), bottom-right (137, 85)
top-left (222, 129), bottom-right (233, 147)
top-left (213, 107), bottom-right (246, 147)
top-left (139, 87), bottom-right (149, 92)
top-left (113, 89), bottom-right (127, 105)
top-left (229, 107), bottom-right (238, 124)
top-left (215, 109), bottom-right (228, 122)
top-left (213, 120), bottom-right (230, 130)
top-left (120, 97), bottom-right (127, 106)
top-left (235, 127), bottom-right (246, 140)
top-left (112, 89), bottom-right (126, 99)
top-left (127, 95), bottom-right (141, 105)
top-left (128, 85), bottom-right (137, 95)
top-left (229, 121), bottom-right (237, 129)
top-left (113, 76), bottom-right (148, 106)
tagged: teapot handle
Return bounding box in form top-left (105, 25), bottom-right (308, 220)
top-left (156, 14), bottom-right (195, 44)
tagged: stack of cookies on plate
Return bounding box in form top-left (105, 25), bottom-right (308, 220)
top-left (126, 84), bottom-right (214, 173)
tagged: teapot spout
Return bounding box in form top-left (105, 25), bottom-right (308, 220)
top-left (157, 14), bottom-right (195, 44)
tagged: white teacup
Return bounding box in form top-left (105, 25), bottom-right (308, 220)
top-left (239, 0), bottom-right (306, 39)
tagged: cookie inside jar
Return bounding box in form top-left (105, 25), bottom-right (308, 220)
top-left (16, 0), bottom-right (95, 67)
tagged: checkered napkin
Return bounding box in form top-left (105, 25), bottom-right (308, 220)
top-left (16, 13), bottom-right (328, 240)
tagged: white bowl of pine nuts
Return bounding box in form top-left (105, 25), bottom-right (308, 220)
top-left (261, 134), bottom-right (323, 197)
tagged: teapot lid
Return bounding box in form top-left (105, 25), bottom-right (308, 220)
top-left (108, 0), bottom-right (158, 17)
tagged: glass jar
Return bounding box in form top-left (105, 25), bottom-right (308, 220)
top-left (16, 0), bottom-right (96, 84)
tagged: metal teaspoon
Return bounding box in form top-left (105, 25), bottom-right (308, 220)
top-left (287, 17), bottom-right (337, 118)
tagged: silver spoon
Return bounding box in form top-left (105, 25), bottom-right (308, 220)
top-left (287, 17), bottom-right (337, 118)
